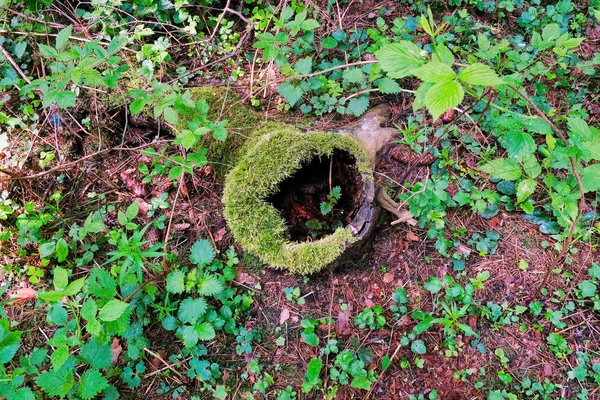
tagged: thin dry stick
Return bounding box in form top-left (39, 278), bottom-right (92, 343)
top-left (143, 348), bottom-right (186, 380)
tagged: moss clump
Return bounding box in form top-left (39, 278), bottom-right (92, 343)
top-left (223, 124), bottom-right (372, 274)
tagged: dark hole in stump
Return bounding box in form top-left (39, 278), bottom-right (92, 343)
top-left (267, 149), bottom-right (364, 242)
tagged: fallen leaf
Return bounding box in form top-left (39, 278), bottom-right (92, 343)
top-left (364, 298), bottom-right (375, 308)
top-left (111, 339), bottom-right (122, 365)
top-left (9, 287), bottom-right (37, 303)
top-left (237, 271), bottom-right (256, 286)
top-left (544, 363), bottom-right (553, 376)
top-left (383, 273), bottom-right (394, 284)
top-left (213, 227), bottom-right (227, 242)
top-left (336, 309), bottom-right (351, 336)
top-left (406, 232), bottom-right (420, 242)
top-left (279, 308), bottom-right (290, 325)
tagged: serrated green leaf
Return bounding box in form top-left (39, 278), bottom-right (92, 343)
top-left (0, 323), bottom-right (22, 364)
top-left (35, 369), bottom-right (74, 398)
top-left (79, 369), bottom-right (109, 400)
top-left (294, 57), bottom-right (312, 75)
top-left (351, 376), bottom-right (372, 390)
top-left (343, 68), bottom-right (365, 84)
top-left (98, 300), bottom-right (129, 322)
top-left (516, 179), bottom-right (537, 204)
top-left (84, 69), bottom-right (104, 86)
top-left (424, 277), bottom-right (442, 293)
top-left (50, 345), bottom-right (70, 369)
top-left (378, 77), bottom-right (401, 94)
top-left (578, 280), bottom-right (597, 298)
top-left (480, 158), bottom-right (522, 181)
top-left (166, 270), bottom-right (186, 294)
top-left (414, 61), bottom-right (456, 83)
top-left (375, 41), bottom-right (426, 79)
top-left (56, 91), bottom-right (76, 109)
top-left (130, 98), bottom-right (145, 115)
top-left (163, 107), bottom-right (179, 125)
top-left (347, 96), bottom-right (369, 117)
top-left (87, 268), bottom-right (116, 300)
top-left (459, 63), bottom-right (504, 86)
top-left (582, 164), bottom-right (600, 192)
top-left (501, 131), bottom-right (536, 161)
top-left (80, 340), bottom-right (113, 369)
top-left (178, 297), bottom-right (207, 324)
top-left (197, 275), bottom-right (224, 297)
top-left (433, 44), bottom-right (455, 66)
top-left (168, 165), bottom-right (183, 181)
top-left (195, 322), bottom-right (216, 341)
top-left (53, 267), bottom-right (69, 291)
top-left (56, 25), bottom-right (72, 50)
top-left (277, 83), bottom-right (304, 107)
top-left (190, 239), bottom-right (215, 266)
top-left (424, 80), bottom-right (464, 121)
top-left (413, 82), bottom-right (434, 111)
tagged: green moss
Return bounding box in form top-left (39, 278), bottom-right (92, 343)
top-left (223, 125), bottom-right (372, 274)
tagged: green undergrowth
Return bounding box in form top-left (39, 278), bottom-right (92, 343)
top-left (223, 124), bottom-right (371, 274)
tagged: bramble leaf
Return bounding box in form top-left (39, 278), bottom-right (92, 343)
top-left (190, 239), bottom-right (215, 266)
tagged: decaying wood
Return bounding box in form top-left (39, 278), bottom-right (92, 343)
top-left (375, 187), bottom-right (417, 226)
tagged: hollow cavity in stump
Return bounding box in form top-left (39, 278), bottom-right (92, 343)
top-left (267, 149), bottom-right (363, 242)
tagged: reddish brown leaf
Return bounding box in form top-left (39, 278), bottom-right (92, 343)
top-left (9, 287), bottom-right (37, 303)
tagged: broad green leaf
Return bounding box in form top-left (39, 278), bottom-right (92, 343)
top-left (98, 300), bottom-right (129, 322)
top-left (195, 322), bottom-right (216, 341)
top-left (433, 44), bottom-right (455, 66)
top-left (300, 19), bottom-right (320, 31)
top-left (53, 267), bottom-right (69, 291)
top-left (84, 69), bottom-right (104, 86)
top-left (542, 23), bottom-right (561, 42)
top-left (501, 131), bottom-right (536, 161)
top-left (414, 61), bottom-right (456, 83)
top-left (168, 166), bottom-right (183, 181)
top-left (578, 280), bottom-right (597, 298)
top-left (423, 277), bottom-right (442, 293)
top-left (413, 82), bottom-right (434, 111)
top-left (64, 277), bottom-right (85, 296)
top-left (55, 238), bottom-right (69, 262)
top-left (178, 297), bottom-right (208, 325)
top-left (190, 239), bottom-right (215, 266)
top-left (378, 77), bottom-right (401, 94)
top-left (321, 37), bottom-right (337, 49)
top-left (50, 345), bottom-right (69, 369)
top-left (213, 386), bottom-right (228, 400)
top-left (38, 43), bottom-right (58, 58)
top-left (480, 158), bottom-right (522, 180)
top-left (346, 96), bottom-right (369, 117)
top-left (39, 241), bottom-right (56, 258)
top-left (34, 369), bottom-right (74, 398)
top-left (424, 80), bottom-right (464, 121)
top-left (305, 357), bottom-right (322, 384)
top-left (277, 82), bottom-right (304, 107)
top-left (56, 91), bottom-right (76, 108)
top-left (459, 63), bottom-right (504, 86)
top-left (13, 41), bottom-right (27, 58)
top-left (181, 325), bottom-right (199, 347)
top-left (342, 68), bottom-right (364, 84)
top-left (411, 339), bottom-right (427, 354)
top-left (79, 369), bottom-right (109, 400)
top-left (375, 41), bottom-right (426, 79)
top-left (381, 355), bottom-right (391, 370)
top-left (293, 57), bottom-right (312, 75)
top-left (166, 270), bottom-right (186, 294)
top-left (351, 376), bottom-right (372, 390)
top-left (126, 202), bottom-right (139, 220)
top-left (197, 275), bottom-right (224, 297)
top-left (56, 25), bottom-right (72, 50)
top-left (130, 99), bottom-right (145, 115)
top-left (0, 321), bottom-right (22, 364)
top-left (163, 107), bottom-right (179, 125)
top-left (581, 164), bottom-right (600, 192)
top-left (516, 179), bottom-right (537, 203)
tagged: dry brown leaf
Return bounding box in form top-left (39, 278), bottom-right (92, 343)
top-left (406, 232), bottom-right (420, 242)
top-left (111, 339), bottom-right (122, 365)
top-left (383, 273), bottom-right (394, 284)
top-left (279, 308), bottom-right (290, 325)
top-left (336, 309), bottom-right (351, 336)
top-left (237, 271), bottom-right (256, 286)
top-left (9, 287), bottom-right (37, 303)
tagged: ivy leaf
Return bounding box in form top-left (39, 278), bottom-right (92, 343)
top-left (35, 369), bottom-right (75, 398)
top-left (56, 25), bottom-right (72, 50)
top-left (578, 280), bottom-right (597, 298)
top-left (480, 158), bottom-right (522, 181)
top-left (178, 297), bottom-right (208, 325)
top-left (375, 41), bottom-right (426, 79)
top-left (351, 376), bottom-right (372, 390)
top-left (346, 96), bottom-right (369, 117)
top-left (277, 83), bottom-right (304, 107)
top-left (377, 77), bottom-right (401, 94)
top-left (459, 63), bottom-right (504, 86)
top-left (414, 61), bottom-right (456, 83)
top-left (98, 300), bottom-right (129, 322)
top-left (410, 339), bottom-right (426, 355)
top-left (195, 322), bottom-right (216, 341)
top-left (80, 340), bottom-right (113, 369)
top-left (197, 275), bottom-right (224, 297)
top-left (190, 239), bottom-right (215, 266)
top-left (581, 164), bottom-right (600, 192)
top-left (79, 369), bottom-right (109, 400)
top-left (213, 386), bottom-right (228, 400)
top-left (166, 270), bottom-right (186, 294)
top-left (424, 80), bottom-right (464, 121)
